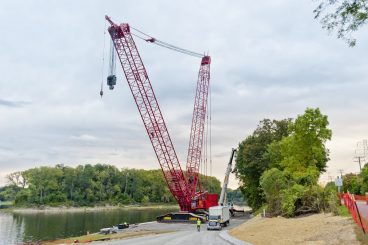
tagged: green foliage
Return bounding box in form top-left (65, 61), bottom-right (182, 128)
top-left (236, 108), bottom-right (333, 217)
top-left (235, 119), bottom-right (290, 210)
top-left (260, 168), bottom-right (288, 214)
top-left (342, 173), bottom-right (363, 194)
top-left (0, 185), bottom-right (21, 201)
top-left (227, 188), bottom-right (246, 205)
top-left (4, 164), bottom-right (221, 207)
top-left (314, 0), bottom-right (368, 46)
top-left (281, 184), bottom-right (306, 217)
top-left (200, 175), bottom-right (222, 194)
top-left (14, 189), bottom-right (31, 205)
top-left (359, 166), bottom-right (368, 194)
top-left (332, 166), bottom-right (368, 196)
top-left (336, 205), bottom-right (350, 217)
top-left (322, 183), bottom-right (339, 214)
top-left (274, 108), bottom-right (331, 180)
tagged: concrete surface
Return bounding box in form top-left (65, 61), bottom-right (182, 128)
top-left (94, 213), bottom-right (251, 245)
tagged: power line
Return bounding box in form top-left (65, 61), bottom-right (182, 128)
top-left (354, 139), bottom-right (368, 171)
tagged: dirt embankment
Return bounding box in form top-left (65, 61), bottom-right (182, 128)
top-left (229, 213), bottom-right (359, 245)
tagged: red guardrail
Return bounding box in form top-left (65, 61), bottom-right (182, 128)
top-left (354, 194), bottom-right (367, 202)
top-left (339, 193), bottom-right (368, 234)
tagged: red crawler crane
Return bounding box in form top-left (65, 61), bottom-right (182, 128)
top-left (105, 16), bottom-right (216, 212)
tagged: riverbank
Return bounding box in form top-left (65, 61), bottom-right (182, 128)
top-left (7, 204), bottom-right (179, 213)
top-left (45, 214), bottom-right (251, 245)
top-left (229, 213), bottom-right (359, 245)
top-left (43, 230), bottom-right (173, 245)
top-left (0, 205), bottom-right (180, 243)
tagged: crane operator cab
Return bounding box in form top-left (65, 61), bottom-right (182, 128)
top-left (107, 74), bottom-right (116, 90)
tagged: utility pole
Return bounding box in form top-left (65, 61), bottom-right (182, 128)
top-left (354, 156), bottom-right (363, 172)
top-left (354, 139), bottom-right (367, 172)
top-left (327, 172), bottom-right (333, 183)
top-left (338, 169), bottom-right (344, 178)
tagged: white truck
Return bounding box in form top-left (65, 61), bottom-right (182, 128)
top-left (207, 206), bottom-right (230, 230)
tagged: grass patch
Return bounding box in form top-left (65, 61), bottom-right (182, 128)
top-left (336, 205), bottom-right (350, 217)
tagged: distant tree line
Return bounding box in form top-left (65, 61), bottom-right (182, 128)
top-left (0, 164), bottom-right (221, 207)
top-left (235, 108), bottom-right (337, 217)
top-left (226, 188), bottom-right (246, 205)
top-left (339, 166), bottom-right (368, 195)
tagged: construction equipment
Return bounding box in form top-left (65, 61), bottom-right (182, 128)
top-left (207, 206), bottom-right (230, 230)
top-left (104, 15), bottom-right (217, 214)
top-left (106, 39), bottom-right (117, 90)
top-left (218, 148), bottom-right (245, 217)
top-left (219, 148), bottom-right (237, 206)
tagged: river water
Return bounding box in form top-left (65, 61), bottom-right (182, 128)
top-left (0, 207), bottom-right (178, 244)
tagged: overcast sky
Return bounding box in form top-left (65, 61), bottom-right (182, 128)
top-left (0, 0), bottom-right (367, 189)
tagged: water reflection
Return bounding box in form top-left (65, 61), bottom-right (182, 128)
top-left (0, 207), bottom-right (178, 244)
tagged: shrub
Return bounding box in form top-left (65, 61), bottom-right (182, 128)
top-left (281, 184), bottom-right (305, 217)
top-left (260, 168), bottom-right (288, 214)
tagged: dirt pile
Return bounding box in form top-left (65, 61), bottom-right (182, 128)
top-left (229, 213), bottom-right (359, 245)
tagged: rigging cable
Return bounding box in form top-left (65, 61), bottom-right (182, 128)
top-left (100, 21), bottom-right (107, 97)
top-left (209, 80), bottom-right (212, 177)
top-left (130, 26), bottom-right (204, 58)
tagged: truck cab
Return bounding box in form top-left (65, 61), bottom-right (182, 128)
top-left (207, 206), bottom-right (230, 230)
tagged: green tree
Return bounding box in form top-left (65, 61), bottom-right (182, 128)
top-left (343, 173), bottom-right (363, 194)
top-left (261, 108), bottom-right (332, 216)
top-left (226, 188), bottom-right (246, 205)
top-left (234, 119), bottom-right (290, 210)
top-left (260, 168), bottom-right (288, 214)
top-left (25, 167), bottom-right (64, 204)
top-left (5, 164), bottom-right (221, 207)
top-left (314, 0), bottom-right (368, 46)
top-left (271, 108), bottom-right (332, 185)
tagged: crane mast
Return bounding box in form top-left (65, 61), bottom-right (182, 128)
top-left (105, 16), bottom-right (191, 211)
top-left (186, 56), bottom-right (211, 197)
top-left (219, 148), bottom-right (237, 205)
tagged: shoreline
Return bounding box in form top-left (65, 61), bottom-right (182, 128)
top-left (43, 213), bottom-right (251, 245)
top-left (6, 204), bottom-right (179, 214)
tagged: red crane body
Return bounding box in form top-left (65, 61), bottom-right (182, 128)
top-left (105, 16), bottom-right (217, 211)
top-left (186, 56), bottom-right (211, 197)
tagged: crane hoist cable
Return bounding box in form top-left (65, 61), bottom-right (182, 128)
top-left (107, 39), bottom-right (117, 90)
top-left (130, 26), bottom-right (204, 58)
top-left (100, 21), bottom-right (107, 97)
top-left (102, 25), bottom-right (204, 95)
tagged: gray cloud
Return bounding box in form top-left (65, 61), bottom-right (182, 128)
top-left (0, 0), bottom-right (367, 187)
top-left (0, 99), bottom-right (30, 108)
